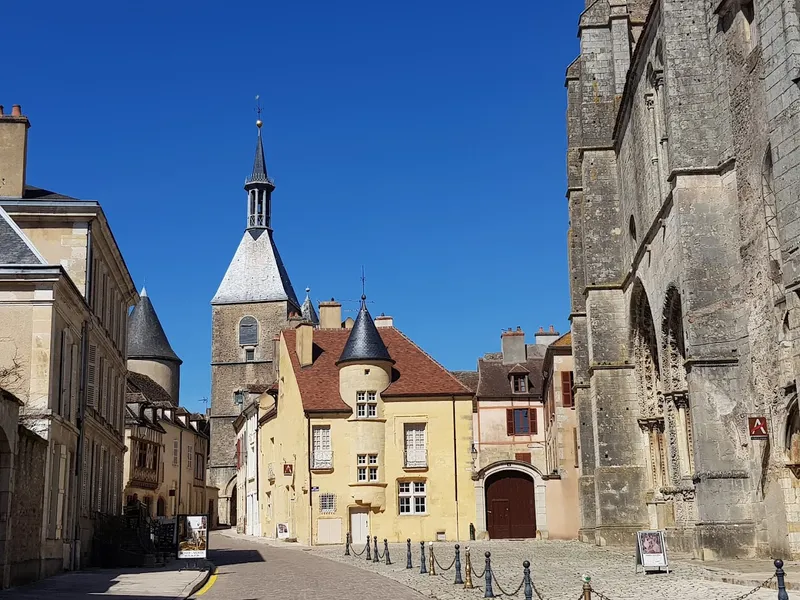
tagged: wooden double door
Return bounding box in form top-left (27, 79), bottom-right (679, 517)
top-left (486, 471), bottom-right (536, 539)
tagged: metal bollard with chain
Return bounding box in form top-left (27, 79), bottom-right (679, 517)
top-left (406, 539), bottom-right (412, 569)
top-left (523, 560), bottom-right (533, 600)
top-left (429, 542), bottom-right (436, 576)
top-left (582, 575), bottom-right (592, 600)
top-left (373, 536), bottom-right (380, 563)
top-left (345, 532), bottom-right (350, 556)
top-left (464, 547), bottom-right (474, 589)
top-left (454, 544), bottom-right (464, 585)
top-left (366, 536), bottom-right (371, 561)
top-left (776, 559), bottom-right (789, 600)
top-left (420, 541), bottom-right (427, 574)
top-left (484, 551), bottom-right (494, 598)
top-left (384, 539), bottom-right (392, 565)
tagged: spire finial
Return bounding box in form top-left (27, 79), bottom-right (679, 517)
top-left (361, 266), bottom-right (366, 300)
top-left (255, 94), bottom-right (263, 130)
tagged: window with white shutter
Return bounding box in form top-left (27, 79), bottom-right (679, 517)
top-left (68, 342), bottom-right (78, 421)
top-left (312, 427), bottom-right (332, 469)
top-left (403, 424), bottom-right (427, 468)
top-left (87, 345), bottom-right (97, 408)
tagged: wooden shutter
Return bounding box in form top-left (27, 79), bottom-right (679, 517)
top-left (506, 409), bottom-right (514, 436)
top-left (561, 371), bottom-right (573, 407)
top-left (515, 452), bottom-right (531, 463)
top-left (87, 345), bottom-right (97, 407)
top-left (529, 408), bottom-right (538, 435)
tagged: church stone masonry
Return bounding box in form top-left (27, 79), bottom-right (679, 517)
top-left (209, 119), bottom-right (300, 527)
top-left (567, 0), bottom-right (800, 558)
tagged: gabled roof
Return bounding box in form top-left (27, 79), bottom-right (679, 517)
top-left (508, 364), bottom-right (530, 375)
top-left (552, 332), bottom-right (572, 347)
top-left (127, 371), bottom-right (174, 406)
top-left (211, 228), bottom-right (300, 306)
top-left (283, 326), bottom-right (471, 413)
top-left (338, 296), bottom-right (392, 365)
top-left (451, 371), bottom-right (479, 394)
top-left (476, 354), bottom-right (544, 398)
top-left (0, 206), bottom-right (47, 265)
top-left (127, 288), bottom-right (182, 364)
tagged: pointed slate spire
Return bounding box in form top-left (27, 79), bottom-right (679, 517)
top-left (301, 287), bottom-right (319, 325)
top-left (338, 295), bottom-right (393, 365)
top-left (128, 287), bottom-right (182, 364)
top-left (246, 127), bottom-right (272, 185)
top-left (244, 119), bottom-right (275, 230)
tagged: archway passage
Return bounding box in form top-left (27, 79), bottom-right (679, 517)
top-left (229, 484), bottom-right (238, 527)
top-left (485, 471), bottom-right (535, 539)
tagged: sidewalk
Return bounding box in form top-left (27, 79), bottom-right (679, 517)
top-left (0, 561), bottom-right (212, 599)
top-left (686, 558), bottom-right (800, 592)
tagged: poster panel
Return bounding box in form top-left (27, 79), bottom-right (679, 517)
top-left (177, 514), bottom-right (209, 559)
top-left (636, 530), bottom-right (668, 571)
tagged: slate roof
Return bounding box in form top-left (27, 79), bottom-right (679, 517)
top-left (476, 354), bottom-right (544, 398)
top-left (127, 288), bottom-right (182, 364)
top-left (451, 371), bottom-right (479, 394)
top-left (22, 185), bottom-right (78, 200)
top-left (338, 296), bottom-right (392, 364)
top-left (283, 326), bottom-right (471, 413)
top-left (0, 206), bottom-right (46, 265)
top-left (127, 371), bottom-right (174, 405)
top-left (246, 131), bottom-right (273, 186)
top-left (301, 288), bottom-right (319, 325)
top-left (211, 228), bottom-right (300, 306)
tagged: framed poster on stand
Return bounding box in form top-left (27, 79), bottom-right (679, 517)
top-left (635, 530), bottom-right (670, 574)
top-left (176, 514), bottom-right (210, 566)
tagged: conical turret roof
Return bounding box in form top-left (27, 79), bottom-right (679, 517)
top-left (301, 288), bottom-right (319, 325)
top-left (127, 288), bottom-right (182, 364)
top-left (245, 129), bottom-right (272, 186)
top-left (337, 296), bottom-right (393, 365)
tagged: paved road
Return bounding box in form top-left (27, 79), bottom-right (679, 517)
top-left (198, 535), bottom-right (423, 600)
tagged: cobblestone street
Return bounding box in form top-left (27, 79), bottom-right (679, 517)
top-left (311, 539), bottom-right (785, 600)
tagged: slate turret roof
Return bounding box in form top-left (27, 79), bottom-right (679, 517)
top-left (246, 130), bottom-right (273, 186)
top-left (127, 288), bottom-right (182, 364)
top-left (338, 296), bottom-right (393, 365)
top-left (301, 288), bottom-right (319, 325)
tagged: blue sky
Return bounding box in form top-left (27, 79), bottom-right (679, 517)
top-left (7, 1), bottom-right (583, 414)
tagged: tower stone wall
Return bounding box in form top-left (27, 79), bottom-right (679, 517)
top-left (567, 0), bottom-right (800, 559)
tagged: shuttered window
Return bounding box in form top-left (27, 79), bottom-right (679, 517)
top-left (530, 408), bottom-right (538, 435)
top-left (239, 317), bottom-right (258, 346)
top-left (561, 371), bottom-right (573, 408)
top-left (515, 452), bottom-right (531, 463)
top-left (506, 409), bottom-right (537, 435)
top-left (87, 345), bottom-right (97, 407)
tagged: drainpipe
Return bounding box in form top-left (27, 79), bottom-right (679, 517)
top-left (451, 395), bottom-right (460, 542)
top-left (177, 427), bottom-right (183, 516)
top-left (306, 413), bottom-right (312, 546)
top-left (255, 414), bottom-right (260, 536)
top-left (72, 221), bottom-right (93, 571)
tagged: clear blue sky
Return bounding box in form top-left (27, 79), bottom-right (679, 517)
top-left (7, 1), bottom-right (583, 414)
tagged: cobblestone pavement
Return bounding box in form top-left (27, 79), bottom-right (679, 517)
top-left (311, 540), bottom-right (781, 600)
top-left (197, 534), bottom-right (424, 600)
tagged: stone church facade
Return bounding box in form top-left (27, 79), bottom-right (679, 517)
top-left (208, 120), bottom-right (301, 527)
top-left (567, 0), bottom-right (800, 558)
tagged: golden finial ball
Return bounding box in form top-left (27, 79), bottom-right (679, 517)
top-left (256, 119), bottom-right (263, 128)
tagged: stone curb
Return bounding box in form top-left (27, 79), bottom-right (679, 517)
top-left (183, 562), bottom-right (216, 599)
top-left (703, 573), bottom-right (800, 592)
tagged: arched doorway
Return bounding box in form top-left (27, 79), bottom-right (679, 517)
top-left (485, 471), bottom-right (535, 539)
top-left (156, 496), bottom-right (166, 517)
top-left (229, 483), bottom-right (238, 527)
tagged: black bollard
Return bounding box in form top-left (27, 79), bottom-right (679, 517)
top-left (366, 536), bottom-right (372, 561)
top-left (523, 560), bottom-right (532, 600)
top-left (776, 559), bottom-right (789, 600)
top-left (373, 536), bottom-right (380, 563)
top-left (454, 544), bottom-right (464, 585)
top-left (420, 541), bottom-right (428, 574)
top-left (345, 532), bottom-right (350, 556)
top-left (406, 538), bottom-right (413, 569)
top-left (484, 551), bottom-right (494, 598)
top-left (384, 539), bottom-right (392, 565)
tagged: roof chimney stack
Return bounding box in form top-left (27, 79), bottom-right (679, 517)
top-left (501, 327), bottom-right (526, 365)
top-left (535, 325), bottom-right (561, 346)
top-left (319, 298), bottom-right (342, 329)
top-left (0, 103), bottom-right (30, 198)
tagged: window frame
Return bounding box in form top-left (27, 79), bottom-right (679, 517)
top-left (355, 390), bottom-right (378, 419)
top-left (506, 408), bottom-right (538, 436)
top-left (512, 374), bottom-right (527, 394)
top-left (238, 316), bottom-right (259, 347)
top-left (319, 493), bottom-right (336, 514)
top-left (357, 453), bottom-right (377, 482)
top-left (398, 480), bottom-right (427, 515)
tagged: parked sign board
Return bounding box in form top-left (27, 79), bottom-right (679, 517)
top-left (177, 514), bottom-right (209, 559)
top-left (635, 530), bottom-right (669, 574)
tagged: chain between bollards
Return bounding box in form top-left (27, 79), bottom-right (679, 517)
top-left (464, 547), bottom-right (474, 589)
top-left (484, 551), bottom-right (494, 598)
top-left (384, 539), bottom-right (392, 565)
top-left (523, 560), bottom-right (532, 600)
top-left (420, 541), bottom-right (427, 574)
top-left (776, 559), bottom-right (789, 600)
top-left (429, 542), bottom-right (437, 576)
top-left (406, 538), bottom-right (412, 569)
top-left (345, 532), bottom-right (350, 556)
top-left (582, 574), bottom-right (592, 600)
top-left (366, 536), bottom-right (371, 561)
top-left (454, 544), bottom-right (464, 585)
top-left (373, 536), bottom-right (380, 563)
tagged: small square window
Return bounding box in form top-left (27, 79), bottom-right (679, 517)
top-left (369, 467), bottom-right (378, 482)
top-left (367, 404), bottom-right (377, 418)
top-left (399, 482), bottom-right (410, 494)
top-left (245, 349), bottom-right (255, 362)
top-left (357, 467), bottom-right (367, 482)
top-left (357, 455), bottom-right (366, 465)
top-left (357, 404), bottom-right (366, 418)
top-left (320, 493), bottom-right (335, 514)
top-left (356, 391), bottom-right (366, 402)
top-left (367, 391), bottom-right (376, 402)
top-left (368, 455), bottom-right (378, 465)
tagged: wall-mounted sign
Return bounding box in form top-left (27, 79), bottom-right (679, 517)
top-left (283, 463), bottom-right (294, 476)
top-left (311, 486), bottom-right (319, 492)
top-left (749, 417), bottom-right (769, 440)
top-left (176, 514), bottom-right (208, 559)
top-left (277, 522), bottom-right (290, 539)
top-left (635, 530), bottom-right (669, 574)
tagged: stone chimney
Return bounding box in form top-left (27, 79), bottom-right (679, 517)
top-left (319, 298), bottom-right (342, 329)
top-left (344, 317), bottom-right (355, 330)
top-left (501, 327), bottom-right (526, 365)
top-left (296, 322), bottom-right (314, 367)
top-left (375, 313), bottom-right (393, 328)
top-left (0, 105), bottom-right (30, 198)
top-left (534, 325), bottom-right (561, 346)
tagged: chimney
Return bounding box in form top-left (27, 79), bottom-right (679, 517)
top-left (375, 313), bottom-right (394, 328)
top-left (535, 325), bottom-right (561, 346)
top-left (501, 327), bottom-right (526, 365)
top-left (344, 317), bottom-right (355, 330)
top-left (296, 322), bottom-right (314, 367)
top-left (0, 104), bottom-right (30, 198)
top-left (319, 298), bottom-right (342, 329)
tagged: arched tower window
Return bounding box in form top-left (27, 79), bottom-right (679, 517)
top-left (631, 281), bottom-right (667, 491)
top-left (786, 398), bottom-right (800, 466)
top-left (239, 316), bottom-right (258, 346)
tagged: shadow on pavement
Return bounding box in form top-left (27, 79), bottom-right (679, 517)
top-left (208, 548), bottom-right (265, 566)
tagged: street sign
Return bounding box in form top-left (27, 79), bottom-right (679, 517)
top-left (749, 417), bottom-right (768, 440)
top-left (311, 486), bottom-right (319, 492)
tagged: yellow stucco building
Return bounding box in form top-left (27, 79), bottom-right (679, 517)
top-left (258, 298), bottom-right (474, 546)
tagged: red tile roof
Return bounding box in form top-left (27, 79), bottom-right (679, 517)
top-left (282, 327), bottom-right (471, 413)
top-left (552, 332), bottom-right (572, 347)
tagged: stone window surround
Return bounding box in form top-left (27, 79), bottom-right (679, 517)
top-left (472, 461), bottom-right (547, 539)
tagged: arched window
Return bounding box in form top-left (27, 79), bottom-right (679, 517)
top-left (239, 317), bottom-right (258, 346)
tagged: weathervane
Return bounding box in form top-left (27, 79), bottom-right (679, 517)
top-left (361, 266), bottom-right (366, 298)
top-left (255, 94), bottom-right (263, 129)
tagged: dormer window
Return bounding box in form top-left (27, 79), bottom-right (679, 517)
top-left (512, 375), bottom-right (527, 393)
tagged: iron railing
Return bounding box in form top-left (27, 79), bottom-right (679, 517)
top-left (404, 449), bottom-right (427, 468)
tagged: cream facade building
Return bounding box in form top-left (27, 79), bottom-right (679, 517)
top-left (233, 399), bottom-right (261, 536)
top-left (259, 299), bottom-right (474, 546)
top-left (0, 104), bottom-right (136, 578)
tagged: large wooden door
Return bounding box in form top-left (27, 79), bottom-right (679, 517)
top-left (485, 472), bottom-right (536, 539)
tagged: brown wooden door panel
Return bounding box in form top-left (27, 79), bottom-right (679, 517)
top-left (485, 472), bottom-right (536, 539)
